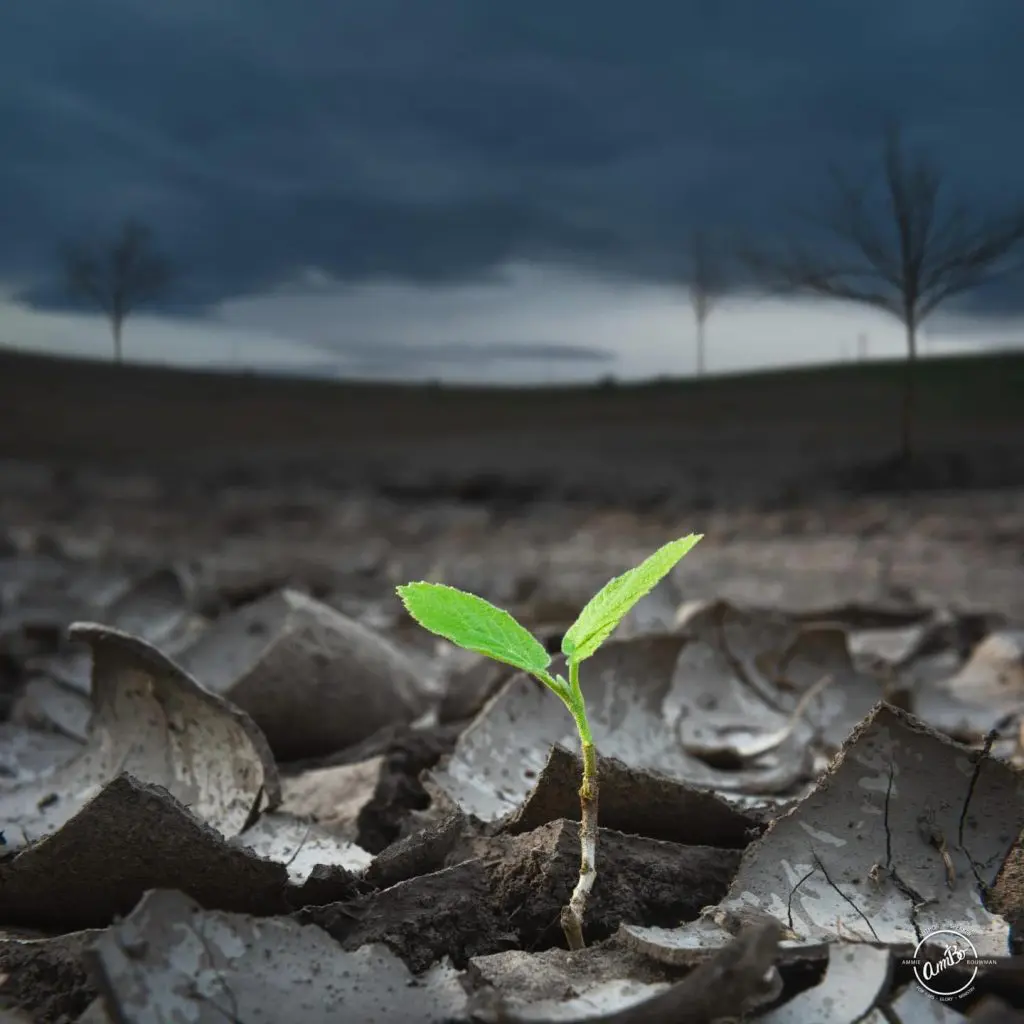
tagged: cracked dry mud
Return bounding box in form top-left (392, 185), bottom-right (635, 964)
top-left (2, 466), bottom-right (1024, 1022)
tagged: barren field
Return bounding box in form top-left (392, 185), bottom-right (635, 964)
top-left (1, 349), bottom-right (1023, 1022)
top-left (2, 348), bottom-right (1023, 503)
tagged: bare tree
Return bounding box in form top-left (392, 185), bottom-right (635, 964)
top-left (743, 126), bottom-right (1024, 459)
top-left (688, 230), bottom-right (721, 377)
top-left (63, 218), bottom-right (172, 362)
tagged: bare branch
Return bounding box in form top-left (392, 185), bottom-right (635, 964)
top-left (919, 211), bottom-right (1024, 317)
top-left (740, 124), bottom-right (1024, 460)
top-left (742, 243), bottom-right (900, 315)
top-left (819, 165), bottom-right (904, 289)
top-left (63, 245), bottom-right (111, 316)
top-left (61, 217), bottom-right (172, 361)
top-left (742, 125), bottom-right (1024, 333)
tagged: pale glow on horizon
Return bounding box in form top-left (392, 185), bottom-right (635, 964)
top-left (0, 261), bottom-right (1020, 385)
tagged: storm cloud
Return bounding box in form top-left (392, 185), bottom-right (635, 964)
top-left (3, 0), bottom-right (1024, 314)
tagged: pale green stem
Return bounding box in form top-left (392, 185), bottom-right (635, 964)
top-left (560, 658), bottom-right (599, 951)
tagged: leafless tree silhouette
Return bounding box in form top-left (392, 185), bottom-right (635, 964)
top-left (688, 230), bottom-right (721, 377)
top-left (743, 126), bottom-right (1024, 459)
top-left (63, 219), bottom-right (172, 362)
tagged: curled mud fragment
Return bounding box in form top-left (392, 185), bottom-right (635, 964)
top-left (99, 565), bottom-right (196, 646)
top-left (624, 703), bottom-right (1024, 962)
top-left (766, 624), bottom-right (886, 749)
top-left (0, 557), bottom-right (129, 636)
top-left (0, 722), bottom-right (80, 784)
top-left (465, 942), bottom-right (677, 1023)
top-left (234, 812), bottom-right (374, 883)
top-left (0, 774), bottom-right (283, 929)
top-left (0, 775), bottom-right (361, 931)
top-left (283, 720), bottom-right (464, 854)
top-left (674, 599), bottom-right (806, 679)
top-left (279, 756), bottom-right (387, 843)
top-left (0, 624), bottom-right (278, 855)
top-left (86, 889), bottom-right (469, 1024)
top-left (673, 600), bottom-right (884, 761)
top-left (9, 564), bottom-right (202, 740)
top-left (9, 675), bottom-right (92, 742)
top-left (914, 631), bottom-right (1024, 742)
top-left (175, 588), bottom-right (432, 759)
top-left (619, 908), bottom-right (829, 968)
top-left (757, 943), bottom-right (892, 1023)
top-left (469, 922), bottom-right (784, 1024)
top-left (18, 564), bottom-right (199, 699)
top-left (501, 744), bottom-right (763, 847)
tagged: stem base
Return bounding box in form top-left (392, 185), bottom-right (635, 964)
top-left (561, 740), bottom-right (599, 951)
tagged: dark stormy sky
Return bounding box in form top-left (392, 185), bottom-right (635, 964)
top-left (2, 0), bottom-right (1023, 381)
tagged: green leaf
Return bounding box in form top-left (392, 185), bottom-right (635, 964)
top-left (396, 582), bottom-right (551, 675)
top-left (562, 534), bottom-right (703, 662)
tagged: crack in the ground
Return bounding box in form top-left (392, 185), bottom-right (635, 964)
top-left (812, 849), bottom-right (880, 942)
top-left (959, 724), bottom-right (1003, 894)
top-left (787, 866), bottom-right (817, 934)
top-left (882, 761), bottom-right (925, 942)
top-left (186, 918), bottom-right (244, 1024)
top-left (884, 763), bottom-right (896, 871)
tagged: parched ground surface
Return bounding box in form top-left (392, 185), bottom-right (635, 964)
top-left (1, 348), bottom-right (1022, 618)
top-left (2, 464), bottom-right (1022, 621)
top-left (2, 351), bottom-right (1024, 1023)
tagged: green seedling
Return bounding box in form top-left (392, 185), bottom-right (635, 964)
top-left (397, 532), bottom-right (703, 950)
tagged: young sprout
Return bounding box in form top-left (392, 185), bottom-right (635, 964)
top-left (397, 533), bottom-right (702, 950)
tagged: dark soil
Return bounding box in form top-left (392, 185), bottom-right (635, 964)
top-left (0, 931), bottom-right (97, 1024)
top-left (301, 821), bottom-right (740, 972)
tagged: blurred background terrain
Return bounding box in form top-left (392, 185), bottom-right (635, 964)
top-left (1, 0), bottom-right (1022, 637)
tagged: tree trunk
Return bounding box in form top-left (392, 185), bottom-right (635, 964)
top-left (900, 318), bottom-right (917, 462)
top-left (696, 317), bottom-right (706, 377)
top-left (112, 317), bottom-right (123, 363)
